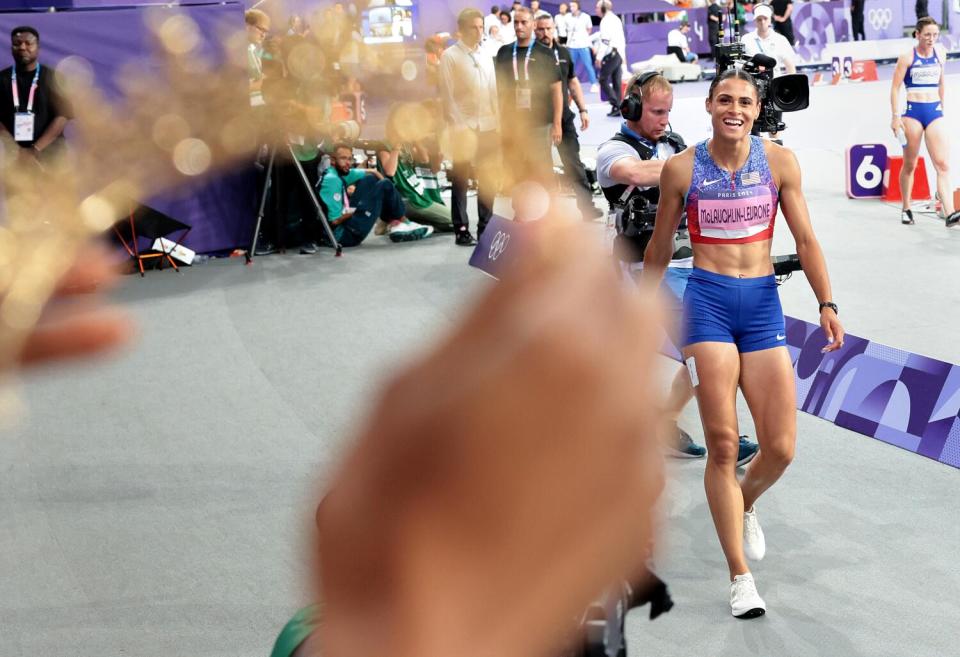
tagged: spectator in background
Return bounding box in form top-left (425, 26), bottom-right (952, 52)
top-left (483, 23), bottom-right (506, 57)
top-left (317, 144), bottom-right (433, 246)
top-left (742, 5), bottom-right (796, 75)
top-left (485, 5), bottom-right (502, 35)
top-left (0, 26), bottom-right (71, 164)
top-left (770, 0), bottom-right (795, 45)
top-left (594, 0), bottom-right (626, 117)
top-left (667, 18), bottom-right (699, 63)
top-left (494, 6), bottom-right (563, 186)
top-left (287, 14), bottom-right (306, 36)
top-left (535, 15), bottom-right (601, 220)
top-left (566, 1), bottom-right (598, 90)
top-left (376, 103), bottom-right (454, 234)
top-left (441, 8), bottom-right (500, 244)
top-left (915, 0), bottom-right (929, 19)
top-left (708, 0), bottom-right (725, 54)
top-left (499, 11), bottom-right (517, 44)
top-left (245, 9), bottom-right (271, 106)
top-left (510, 0), bottom-right (523, 18)
top-left (851, 0), bottom-right (866, 40)
top-left (530, 0), bottom-right (550, 18)
top-left (555, 3), bottom-right (572, 44)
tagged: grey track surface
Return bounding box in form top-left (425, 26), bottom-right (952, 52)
top-left (1, 77), bottom-right (958, 657)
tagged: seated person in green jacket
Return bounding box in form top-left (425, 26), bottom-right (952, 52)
top-left (316, 143), bottom-right (433, 246)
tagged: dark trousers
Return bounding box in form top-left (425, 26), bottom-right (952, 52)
top-left (599, 50), bottom-right (623, 110)
top-left (281, 156), bottom-right (322, 245)
top-left (915, 0), bottom-right (929, 19)
top-left (339, 176), bottom-right (406, 247)
top-left (851, 0), bottom-right (865, 40)
top-left (450, 129), bottom-right (497, 235)
top-left (558, 116), bottom-right (593, 213)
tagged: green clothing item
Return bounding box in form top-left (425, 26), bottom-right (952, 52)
top-left (317, 166), bottom-right (366, 220)
top-left (378, 149), bottom-right (451, 229)
top-left (269, 606), bottom-right (321, 657)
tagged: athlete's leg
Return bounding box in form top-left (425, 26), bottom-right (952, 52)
top-left (900, 116), bottom-right (925, 212)
top-left (685, 341), bottom-right (748, 579)
top-left (923, 117), bottom-right (955, 216)
top-left (737, 346), bottom-right (797, 513)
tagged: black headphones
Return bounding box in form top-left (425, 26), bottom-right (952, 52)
top-left (619, 71), bottom-right (660, 122)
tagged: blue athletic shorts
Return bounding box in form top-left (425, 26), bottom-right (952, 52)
top-left (682, 267), bottom-right (786, 353)
top-left (903, 101), bottom-right (944, 130)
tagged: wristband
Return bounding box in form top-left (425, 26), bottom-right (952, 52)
top-left (819, 301), bottom-right (838, 315)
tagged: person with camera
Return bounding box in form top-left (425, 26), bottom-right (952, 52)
top-left (641, 68), bottom-right (845, 618)
top-left (890, 17), bottom-right (960, 228)
top-left (741, 4), bottom-right (796, 141)
top-left (317, 143), bottom-right (433, 247)
top-left (597, 72), bottom-right (759, 464)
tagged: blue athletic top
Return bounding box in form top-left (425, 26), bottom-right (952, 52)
top-left (685, 136), bottom-right (779, 245)
top-left (904, 48), bottom-right (941, 90)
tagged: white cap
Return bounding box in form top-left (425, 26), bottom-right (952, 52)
top-left (754, 4), bottom-right (773, 20)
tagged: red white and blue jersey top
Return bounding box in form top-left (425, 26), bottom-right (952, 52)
top-left (685, 136), bottom-right (779, 245)
top-left (904, 48), bottom-right (942, 90)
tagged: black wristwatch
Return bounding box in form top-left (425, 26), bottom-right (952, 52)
top-left (819, 301), bottom-right (839, 315)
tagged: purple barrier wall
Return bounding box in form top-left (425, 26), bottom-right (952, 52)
top-left (0, 3), bottom-right (258, 254)
top-left (786, 316), bottom-right (960, 470)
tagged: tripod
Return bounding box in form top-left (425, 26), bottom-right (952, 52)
top-left (247, 142), bottom-right (342, 264)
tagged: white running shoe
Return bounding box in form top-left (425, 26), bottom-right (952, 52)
top-left (388, 220), bottom-right (434, 242)
top-left (743, 506), bottom-right (766, 561)
top-left (730, 573), bottom-right (766, 619)
top-left (590, 83), bottom-right (600, 93)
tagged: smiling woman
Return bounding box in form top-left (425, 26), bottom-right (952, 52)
top-left (640, 67), bottom-right (845, 620)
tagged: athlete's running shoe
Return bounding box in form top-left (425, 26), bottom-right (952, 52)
top-left (946, 211), bottom-right (960, 228)
top-left (730, 573), bottom-right (766, 619)
top-left (743, 506), bottom-right (766, 561)
top-left (664, 423), bottom-right (706, 458)
top-left (901, 209), bottom-right (915, 225)
top-left (736, 436), bottom-right (759, 467)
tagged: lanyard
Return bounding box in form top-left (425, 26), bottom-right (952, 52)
top-left (754, 35), bottom-right (765, 54)
top-left (12, 63), bottom-right (41, 113)
top-left (512, 40), bottom-right (534, 82)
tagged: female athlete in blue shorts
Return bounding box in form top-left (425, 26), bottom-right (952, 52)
top-left (890, 17), bottom-right (960, 227)
top-left (642, 69), bottom-right (845, 619)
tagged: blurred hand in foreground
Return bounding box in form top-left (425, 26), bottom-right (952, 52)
top-left (316, 217), bottom-right (666, 657)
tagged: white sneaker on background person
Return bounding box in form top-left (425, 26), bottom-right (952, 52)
top-left (729, 573), bottom-right (766, 619)
top-left (590, 82), bottom-right (599, 93)
top-left (388, 219), bottom-right (434, 242)
top-left (743, 505), bottom-right (766, 560)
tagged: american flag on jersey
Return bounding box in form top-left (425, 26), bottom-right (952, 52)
top-left (741, 170), bottom-right (762, 186)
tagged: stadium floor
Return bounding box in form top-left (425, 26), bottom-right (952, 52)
top-left (1, 69), bottom-right (958, 657)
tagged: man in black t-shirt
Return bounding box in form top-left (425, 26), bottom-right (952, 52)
top-left (535, 14), bottom-right (601, 220)
top-left (0, 26), bottom-right (71, 163)
top-left (494, 6), bottom-right (562, 186)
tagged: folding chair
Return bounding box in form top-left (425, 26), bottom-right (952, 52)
top-left (112, 204), bottom-right (191, 277)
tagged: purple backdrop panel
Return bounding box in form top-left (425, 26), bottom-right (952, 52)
top-left (792, 1), bottom-right (852, 62)
top-left (0, 3), bottom-right (258, 254)
top-left (863, 0), bottom-right (903, 41)
top-left (785, 316), bottom-right (960, 469)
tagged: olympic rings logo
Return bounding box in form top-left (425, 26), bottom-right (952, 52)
top-left (868, 8), bottom-right (893, 30)
top-left (488, 231), bottom-right (511, 261)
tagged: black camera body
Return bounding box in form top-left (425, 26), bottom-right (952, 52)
top-left (713, 39), bottom-right (810, 134)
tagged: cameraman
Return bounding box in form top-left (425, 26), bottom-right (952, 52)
top-left (741, 4), bottom-right (796, 138)
top-left (597, 73), bottom-right (758, 464)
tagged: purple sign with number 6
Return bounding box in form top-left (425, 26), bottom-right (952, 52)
top-left (846, 144), bottom-right (888, 198)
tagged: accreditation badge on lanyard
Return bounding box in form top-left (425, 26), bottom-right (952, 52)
top-left (513, 41), bottom-right (534, 110)
top-left (12, 64), bottom-right (41, 142)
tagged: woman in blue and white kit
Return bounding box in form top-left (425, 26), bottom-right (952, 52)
top-left (642, 69), bottom-right (845, 619)
top-left (890, 16), bottom-right (960, 227)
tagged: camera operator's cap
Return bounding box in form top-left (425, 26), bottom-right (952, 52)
top-left (753, 4), bottom-right (773, 20)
